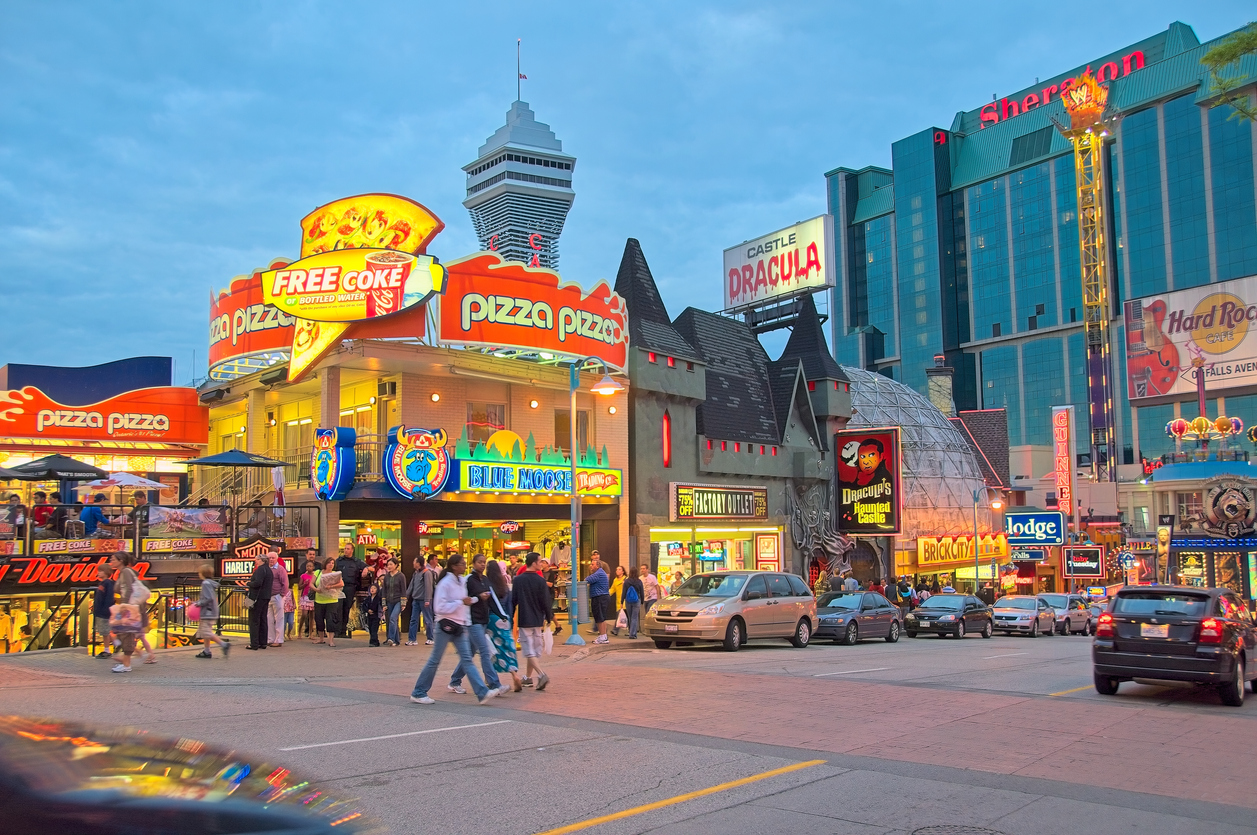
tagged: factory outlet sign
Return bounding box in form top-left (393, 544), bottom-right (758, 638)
top-left (460, 460), bottom-right (621, 497)
top-left (0, 386), bottom-right (208, 445)
top-left (670, 484), bottom-right (769, 521)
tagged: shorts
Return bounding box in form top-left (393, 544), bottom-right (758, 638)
top-left (519, 626), bottom-right (544, 658)
top-left (117, 632), bottom-right (137, 655)
top-left (195, 617), bottom-right (217, 639)
top-left (590, 594), bottom-right (610, 624)
top-left (95, 616), bottom-right (111, 639)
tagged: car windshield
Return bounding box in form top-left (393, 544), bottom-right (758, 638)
top-left (918, 596), bottom-right (965, 611)
top-left (994, 598), bottom-right (1036, 610)
top-left (1113, 592), bottom-right (1209, 617)
top-left (1039, 594), bottom-right (1068, 608)
top-left (817, 592), bottom-right (863, 610)
top-left (674, 574), bottom-right (748, 597)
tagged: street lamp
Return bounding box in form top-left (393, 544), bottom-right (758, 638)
top-left (972, 487), bottom-right (1003, 595)
top-left (565, 357), bottom-right (624, 646)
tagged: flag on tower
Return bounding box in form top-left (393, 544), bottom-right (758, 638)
top-left (519, 73), bottom-right (528, 79)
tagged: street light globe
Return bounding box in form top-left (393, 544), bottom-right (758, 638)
top-left (590, 374), bottom-right (624, 396)
top-left (990, 498), bottom-right (1004, 510)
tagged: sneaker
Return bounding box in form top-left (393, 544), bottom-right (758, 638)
top-left (222, 640), bottom-right (231, 659)
top-left (410, 695), bottom-right (435, 705)
top-left (384, 640), bottom-right (394, 646)
top-left (477, 688), bottom-right (499, 706)
top-left (447, 684), bottom-right (466, 694)
top-left (521, 677), bottom-right (534, 687)
top-left (497, 685), bottom-right (512, 696)
top-left (425, 639), bottom-right (434, 645)
top-left (536, 673), bottom-right (550, 691)
top-left (111, 664), bottom-right (131, 673)
top-left (595, 635), bottom-right (609, 644)
top-left (195, 651), bottom-right (212, 659)
top-left (406, 641), bottom-right (417, 646)
top-left (96, 651), bottom-right (112, 659)
top-left (143, 654), bottom-right (158, 664)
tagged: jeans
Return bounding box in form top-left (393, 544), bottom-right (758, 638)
top-left (386, 601), bottom-right (402, 644)
top-left (451, 622), bottom-right (501, 690)
top-left (625, 600), bottom-right (640, 638)
top-left (420, 600), bottom-right (435, 640)
top-left (407, 597), bottom-right (426, 642)
top-left (644, 598), bottom-right (656, 615)
top-left (412, 624), bottom-right (489, 700)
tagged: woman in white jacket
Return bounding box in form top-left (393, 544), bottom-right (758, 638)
top-left (410, 554), bottom-right (498, 705)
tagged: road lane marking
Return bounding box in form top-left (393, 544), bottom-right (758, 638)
top-left (812, 667), bottom-right (890, 677)
top-left (536, 759), bottom-right (827, 835)
top-left (983, 652), bottom-right (1028, 659)
top-left (280, 720), bottom-right (511, 751)
top-left (1050, 685), bottom-right (1093, 696)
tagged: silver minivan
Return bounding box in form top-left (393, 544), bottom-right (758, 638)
top-left (642, 570), bottom-right (817, 652)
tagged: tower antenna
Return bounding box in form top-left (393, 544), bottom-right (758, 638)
top-left (517, 38), bottom-right (521, 101)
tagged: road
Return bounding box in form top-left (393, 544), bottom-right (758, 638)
top-left (1, 628), bottom-right (1254, 834)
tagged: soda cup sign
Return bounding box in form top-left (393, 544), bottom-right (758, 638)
top-left (364, 251), bottom-right (413, 317)
top-left (263, 249), bottom-right (442, 323)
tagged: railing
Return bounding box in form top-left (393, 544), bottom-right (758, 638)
top-left (355, 434), bottom-right (386, 482)
top-left (1159, 449), bottom-right (1250, 465)
top-left (23, 589), bottom-right (93, 652)
top-left (170, 581), bottom-right (251, 637)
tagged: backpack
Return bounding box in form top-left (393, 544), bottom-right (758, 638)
top-left (625, 584), bottom-right (640, 603)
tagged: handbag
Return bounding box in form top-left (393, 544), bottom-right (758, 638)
top-left (489, 589), bottom-right (511, 630)
top-left (242, 596), bottom-right (255, 610)
top-left (542, 628), bottom-right (553, 655)
top-left (615, 609), bottom-right (628, 630)
top-left (438, 618), bottom-right (463, 637)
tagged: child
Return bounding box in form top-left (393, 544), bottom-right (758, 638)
top-left (92, 562), bottom-right (116, 658)
top-left (363, 581), bottom-right (382, 647)
top-left (194, 564), bottom-right (231, 659)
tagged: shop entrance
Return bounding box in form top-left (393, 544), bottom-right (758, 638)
top-left (648, 526), bottom-right (783, 590)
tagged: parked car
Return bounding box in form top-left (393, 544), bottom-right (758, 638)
top-left (1038, 593), bottom-right (1094, 635)
top-left (991, 595), bottom-right (1056, 637)
top-left (815, 591), bottom-right (901, 644)
top-left (903, 594), bottom-right (992, 638)
top-left (642, 570), bottom-right (817, 652)
top-left (1092, 585), bottom-right (1257, 706)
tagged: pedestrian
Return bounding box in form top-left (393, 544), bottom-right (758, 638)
top-left (931, 580), bottom-right (941, 595)
top-left (448, 552), bottom-right (507, 697)
top-left (405, 556), bottom-right (426, 645)
top-left (609, 564), bottom-right (626, 636)
top-left (918, 584), bottom-right (932, 604)
top-left (381, 557), bottom-right (405, 646)
top-left (420, 554), bottom-right (440, 644)
top-left (298, 556), bottom-right (316, 638)
top-left (266, 548), bottom-right (287, 647)
top-left (513, 552), bottom-right (553, 690)
top-left (586, 556), bottom-right (611, 643)
top-left (363, 581), bottom-right (383, 647)
top-left (193, 563), bottom-right (231, 659)
top-left (978, 583), bottom-right (996, 606)
top-left (335, 543), bottom-right (362, 639)
top-left (638, 564), bottom-right (660, 614)
top-left (311, 556), bottom-right (342, 647)
top-left (107, 552), bottom-right (142, 673)
top-left (246, 553), bottom-right (273, 650)
top-left (884, 576), bottom-right (901, 610)
top-left (409, 554), bottom-right (499, 706)
top-left (485, 559), bottom-right (522, 692)
top-left (622, 565), bottom-right (644, 639)
top-left (92, 559), bottom-right (115, 658)
top-left (843, 572), bottom-right (860, 591)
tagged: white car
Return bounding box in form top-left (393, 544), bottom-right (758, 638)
top-left (1038, 593), bottom-right (1094, 635)
top-left (991, 595), bottom-right (1056, 637)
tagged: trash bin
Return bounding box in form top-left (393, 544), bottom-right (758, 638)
top-left (574, 580), bottom-right (589, 626)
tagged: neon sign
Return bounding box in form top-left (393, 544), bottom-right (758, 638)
top-left (1052, 406), bottom-right (1075, 516)
top-left (384, 426), bottom-right (452, 500)
top-left (311, 427), bottom-right (357, 501)
top-left (978, 52), bottom-right (1144, 129)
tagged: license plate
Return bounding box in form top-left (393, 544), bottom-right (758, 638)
top-left (918, 620), bottom-right (931, 626)
top-left (1141, 623), bottom-right (1169, 638)
top-left (665, 624), bottom-right (678, 633)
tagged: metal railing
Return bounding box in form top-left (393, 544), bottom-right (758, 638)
top-left (1159, 449), bottom-right (1250, 465)
top-left (22, 589), bottom-right (93, 652)
top-left (355, 434), bottom-right (386, 482)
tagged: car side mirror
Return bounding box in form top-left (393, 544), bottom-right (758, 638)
top-left (745, 590), bottom-right (763, 601)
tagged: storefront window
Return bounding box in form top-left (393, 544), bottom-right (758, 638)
top-left (554, 410), bottom-right (589, 455)
top-left (467, 402), bottom-right (507, 446)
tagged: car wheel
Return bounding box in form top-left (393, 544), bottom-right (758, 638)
top-left (1219, 657), bottom-right (1246, 707)
top-left (1030, 621), bottom-right (1039, 638)
top-left (981, 619), bottom-right (993, 639)
top-left (907, 631), bottom-right (918, 638)
top-left (842, 621), bottom-right (859, 646)
top-left (652, 640), bottom-right (672, 649)
top-left (1094, 673), bottom-right (1120, 695)
top-left (790, 619), bottom-right (811, 648)
top-left (885, 621), bottom-right (900, 643)
top-left (955, 621), bottom-right (965, 639)
top-left (722, 619), bottom-right (743, 653)
top-left (1084, 619), bottom-right (1094, 636)
top-left (1056, 621), bottom-right (1067, 636)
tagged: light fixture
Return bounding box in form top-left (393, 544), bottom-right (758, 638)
top-left (530, 399), bottom-right (539, 409)
top-left (590, 374), bottom-right (624, 396)
top-left (990, 498), bottom-right (1004, 511)
top-left (431, 393), bottom-right (440, 402)
top-left (608, 405), bottom-right (617, 415)
top-left (369, 395), bottom-right (377, 405)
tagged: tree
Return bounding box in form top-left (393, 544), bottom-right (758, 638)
top-left (1202, 22), bottom-right (1257, 122)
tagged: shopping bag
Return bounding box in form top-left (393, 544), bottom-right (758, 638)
top-left (543, 628), bottom-right (553, 655)
top-left (615, 609), bottom-right (628, 630)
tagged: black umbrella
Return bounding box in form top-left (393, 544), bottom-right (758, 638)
top-left (0, 467), bottom-right (21, 480)
top-left (183, 450), bottom-right (288, 468)
top-left (8, 454), bottom-right (108, 481)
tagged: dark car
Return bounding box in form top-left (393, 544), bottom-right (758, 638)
top-left (904, 593), bottom-right (993, 639)
top-left (815, 591), bottom-right (901, 644)
top-left (1092, 586), bottom-right (1257, 706)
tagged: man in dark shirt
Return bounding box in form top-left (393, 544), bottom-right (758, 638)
top-left (449, 553), bottom-right (505, 696)
top-left (335, 544), bottom-right (362, 639)
top-left (92, 563), bottom-right (116, 658)
top-left (514, 552), bottom-right (554, 690)
top-left (246, 554), bottom-right (273, 650)
top-left (587, 554), bottom-right (611, 644)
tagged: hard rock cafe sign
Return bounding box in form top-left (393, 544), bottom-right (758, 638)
top-left (1199, 476), bottom-right (1257, 538)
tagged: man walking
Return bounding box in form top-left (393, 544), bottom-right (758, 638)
top-left (513, 552), bottom-right (552, 691)
top-left (885, 575), bottom-right (902, 616)
top-left (622, 566), bottom-right (644, 640)
top-left (246, 553), bottom-right (273, 650)
top-left (381, 557), bottom-right (406, 646)
top-left (405, 556), bottom-right (429, 645)
top-left (448, 553), bottom-right (506, 696)
top-left (587, 555), bottom-right (611, 643)
top-left (266, 548), bottom-right (288, 646)
top-left (335, 543), bottom-right (362, 639)
top-left (638, 564), bottom-right (660, 614)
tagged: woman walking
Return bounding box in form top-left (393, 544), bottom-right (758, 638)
top-left (298, 559), bottom-right (316, 638)
top-left (486, 559), bottom-right (522, 691)
top-left (609, 565), bottom-right (626, 636)
top-left (312, 556), bottom-right (342, 647)
top-left (108, 552), bottom-right (141, 673)
top-left (409, 554), bottom-right (497, 706)
top-left (193, 564), bottom-right (231, 659)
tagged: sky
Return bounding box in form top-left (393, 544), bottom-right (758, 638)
top-left (1, 2), bottom-right (1253, 383)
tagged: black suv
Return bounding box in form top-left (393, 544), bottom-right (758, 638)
top-left (1092, 586), bottom-right (1257, 706)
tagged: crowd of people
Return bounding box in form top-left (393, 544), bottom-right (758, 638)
top-left (818, 570), bottom-right (1000, 617)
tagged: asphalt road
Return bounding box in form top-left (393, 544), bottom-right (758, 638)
top-left (0, 629), bottom-right (1253, 835)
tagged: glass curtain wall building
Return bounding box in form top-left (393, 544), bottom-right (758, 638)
top-left (826, 22), bottom-right (1257, 472)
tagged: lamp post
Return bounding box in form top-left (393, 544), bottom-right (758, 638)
top-left (565, 357), bottom-right (624, 646)
top-left (972, 486), bottom-right (1003, 595)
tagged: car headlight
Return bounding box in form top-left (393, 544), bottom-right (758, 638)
top-left (820, 616), bottom-right (839, 625)
top-left (938, 614), bottom-right (956, 621)
top-left (698, 603), bottom-right (725, 616)
top-left (905, 613), bottom-right (917, 621)
top-left (1018, 614), bottom-right (1031, 620)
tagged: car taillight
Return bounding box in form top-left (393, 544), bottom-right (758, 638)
top-left (1095, 613), bottom-right (1115, 638)
top-left (1199, 618), bottom-right (1224, 644)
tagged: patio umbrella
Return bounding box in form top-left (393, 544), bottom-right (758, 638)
top-left (85, 472), bottom-right (169, 491)
top-left (184, 450), bottom-right (289, 506)
top-left (0, 467), bottom-right (21, 480)
top-left (7, 454), bottom-right (108, 481)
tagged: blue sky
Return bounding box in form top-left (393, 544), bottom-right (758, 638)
top-left (1, 2), bottom-right (1252, 381)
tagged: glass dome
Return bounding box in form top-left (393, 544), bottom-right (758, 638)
top-left (841, 366), bottom-right (998, 545)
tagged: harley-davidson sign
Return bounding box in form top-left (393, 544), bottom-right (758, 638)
top-left (0, 556), bottom-right (153, 594)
